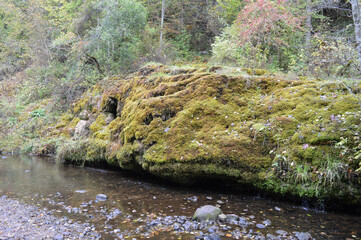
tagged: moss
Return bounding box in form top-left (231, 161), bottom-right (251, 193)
top-left (253, 69), bottom-right (269, 76)
top-left (50, 65), bottom-right (361, 205)
top-left (73, 96), bottom-right (90, 114)
top-left (89, 114), bottom-right (107, 134)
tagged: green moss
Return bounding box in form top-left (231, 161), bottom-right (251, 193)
top-left (89, 114), bottom-right (107, 134)
top-left (50, 65), bottom-right (361, 205)
top-left (73, 96), bottom-right (90, 114)
top-left (254, 69), bottom-right (269, 76)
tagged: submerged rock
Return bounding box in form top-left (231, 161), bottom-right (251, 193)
top-left (193, 205), bottom-right (223, 221)
top-left (96, 194), bottom-right (108, 201)
top-left (295, 232), bottom-right (313, 240)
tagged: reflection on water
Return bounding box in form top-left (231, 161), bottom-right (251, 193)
top-left (0, 154), bottom-right (360, 239)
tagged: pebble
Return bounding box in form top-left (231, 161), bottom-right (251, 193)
top-left (256, 223), bottom-right (266, 229)
top-left (0, 197), bottom-right (100, 239)
top-left (75, 190), bottom-right (87, 194)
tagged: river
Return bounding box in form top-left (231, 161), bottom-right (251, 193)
top-left (0, 154), bottom-right (359, 239)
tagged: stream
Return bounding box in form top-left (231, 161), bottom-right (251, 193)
top-left (0, 154), bottom-right (360, 239)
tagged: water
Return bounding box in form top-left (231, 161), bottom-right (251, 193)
top-left (0, 154), bottom-right (360, 239)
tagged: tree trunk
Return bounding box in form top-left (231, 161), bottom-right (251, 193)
top-left (160, 0), bottom-right (165, 45)
top-left (305, 0), bottom-right (312, 48)
top-left (351, 0), bottom-right (361, 68)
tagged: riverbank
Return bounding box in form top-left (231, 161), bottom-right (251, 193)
top-left (0, 196), bottom-right (100, 239)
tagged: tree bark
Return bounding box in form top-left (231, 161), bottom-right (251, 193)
top-left (351, 0), bottom-right (361, 68)
top-left (305, 0), bottom-right (312, 48)
top-left (160, 0), bottom-right (165, 45)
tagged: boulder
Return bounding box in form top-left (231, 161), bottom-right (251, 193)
top-left (74, 120), bottom-right (89, 138)
top-left (193, 205), bottom-right (222, 221)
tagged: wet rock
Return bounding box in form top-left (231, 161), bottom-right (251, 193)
top-left (256, 223), bottom-right (266, 229)
top-left (193, 205), bottom-right (223, 221)
top-left (226, 214), bottom-right (239, 224)
top-left (75, 190), bottom-right (87, 194)
top-left (196, 234), bottom-right (222, 240)
top-left (183, 221), bottom-right (193, 231)
top-left (296, 232), bottom-right (313, 240)
top-left (208, 225), bottom-right (218, 233)
top-left (275, 230), bottom-right (287, 235)
top-left (173, 223), bottom-right (181, 230)
top-left (239, 217), bottom-right (249, 227)
top-left (266, 233), bottom-right (278, 240)
top-left (218, 214), bottom-right (227, 222)
top-left (187, 196), bottom-right (198, 202)
top-left (262, 219), bottom-right (272, 226)
top-left (96, 194), bottom-right (108, 201)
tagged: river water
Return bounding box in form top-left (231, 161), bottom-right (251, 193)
top-left (0, 154), bottom-right (359, 239)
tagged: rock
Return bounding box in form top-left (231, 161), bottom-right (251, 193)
top-left (79, 110), bottom-right (90, 120)
top-left (262, 219), bottom-right (272, 226)
top-left (74, 120), bottom-right (89, 138)
top-left (256, 223), bottom-right (266, 229)
top-left (296, 232), bottom-right (313, 240)
top-left (275, 230), bottom-right (287, 235)
top-left (173, 223), bottom-right (181, 230)
top-left (239, 217), bottom-right (249, 227)
top-left (216, 200), bottom-right (224, 205)
top-left (226, 214), bottom-right (239, 224)
top-left (193, 205), bottom-right (223, 221)
top-left (53, 234), bottom-right (64, 240)
top-left (96, 194), bottom-right (108, 201)
top-left (75, 190), bottom-right (87, 194)
top-left (274, 207), bottom-right (282, 212)
top-left (187, 196), bottom-right (198, 202)
top-left (196, 234), bottom-right (222, 240)
top-left (218, 214), bottom-right (227, 222)
top-left (105, 113), bottom-right (115, 124)
top-left (266, 233), bottom-right (277, 240)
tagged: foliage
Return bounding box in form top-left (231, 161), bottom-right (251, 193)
top-left (31, 108), bottom-right (46, 118)
top-left (236, 0), bottom-right (303, 47)
top-left (216, 0), bottom-right (244, 24)
top-left (290, 36), bottom-right (360, 77)
top-left (211, 0), bottom-right (304, 70)
top-left (87, 0), bottom-right (147, 73)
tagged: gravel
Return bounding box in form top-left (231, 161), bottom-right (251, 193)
top-left (0, 196), bottom-right (100, 240)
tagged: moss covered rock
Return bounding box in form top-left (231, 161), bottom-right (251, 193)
top-left (53, 65), bottom-right (361, 205)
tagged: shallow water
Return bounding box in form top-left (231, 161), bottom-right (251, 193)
top-left (0, 154), bottom-right (360, 239)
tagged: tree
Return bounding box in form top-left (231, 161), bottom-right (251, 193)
top-left (87, 0), bottom-right (147, 73)
top-left (350, 0), bottom-right (361, 68)
top-left (216, 0), bottom-right (244, 24)
top-left (160, 0), bottom-right (165, 45)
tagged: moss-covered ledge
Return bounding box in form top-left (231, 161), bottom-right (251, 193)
top-left (51, 65), bottom-right (361, 207)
